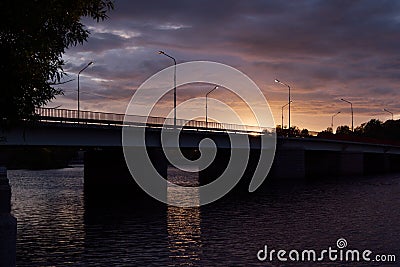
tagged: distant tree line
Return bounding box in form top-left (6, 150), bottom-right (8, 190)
top-left (276, 118), bottom-right (400, 142)
top-left (276, 125), bottom-right (310, 137)
top-left (318, 119), bottom-right (400, 142)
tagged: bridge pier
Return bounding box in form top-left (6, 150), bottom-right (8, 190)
top-left (0, 167), bottom-right (16, 267)
top-left (237, 149), bottom-right (263, 192)
top-left (383, 154), bottom-right (391, 173)
top-left (198, 148), bottom-right (264, 195)
top-left (272, 146), bottom-right (306, 180)
top-left (198, 148), bottom-right (230, 187)
top-left (305, 150), bottom-right (340, 178)
top-left (389, 154), bottom-right (400, 172)
top-left (339, 152), bottom-right (364, 176)
top-left (364, 153), bottom-right (391, 175)
top-left (84, 148), bottom-right (168, 207)
top-left (198, 148), bottom-right (265, 195)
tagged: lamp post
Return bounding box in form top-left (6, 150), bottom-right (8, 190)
top-left (158, 51), bottom-right (177, 127)
top-left (205, 85), bottom-right (218, 127)
top-left (383, 108), bottom-right (394, 120)
top-left (78, 61), bottom-right (93, 121)
top-left (341, 98), bottom-right (353, 131)
top-left (281, 101), bottom-right (292, 129)
top-left (331, 111), bottom-right (341, 129)
top-left (275, 79), bottom-right (291, 131)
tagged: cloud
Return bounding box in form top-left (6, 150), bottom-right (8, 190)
top-left (54, 0), bottom-right (400, 130)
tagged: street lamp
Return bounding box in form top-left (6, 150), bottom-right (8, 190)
top-left (340, 98), bottom-right (353, 131)
top-left (281, 101), bottom-right (292, 129)
top-left (383, 108), bottom-right (394, 120)
top-left (275, 79), bottom-right (291, 131)
top-left (331, 111), bottom-right (341, 129)
top-left (158, 51), bottom-right (177, 127)
top-left (78, 61), bottom-right (93, 121)
top-left (205, 85), bottom-right (219, 127)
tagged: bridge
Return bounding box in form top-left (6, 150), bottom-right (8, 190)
top-left (1, 107), bottom-right (400, 182)
top-left (0, 107), bottom-right (399, 200)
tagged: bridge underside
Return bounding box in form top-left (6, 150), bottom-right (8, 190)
top-left (83, 146), bottom-right (400, 205)
top-left (272, 148), bottom-right (400, 179)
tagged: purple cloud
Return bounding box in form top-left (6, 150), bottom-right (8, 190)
top-left (52, 0), bottom-right (400, 130)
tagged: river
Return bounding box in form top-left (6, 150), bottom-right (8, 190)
top-left (9, 166), bottom-right (400, 266)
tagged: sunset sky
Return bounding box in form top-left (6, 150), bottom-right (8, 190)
top-left (53, 0), bottom-right (400, 131)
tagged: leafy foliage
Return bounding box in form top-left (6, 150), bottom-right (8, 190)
top-left (276, 125), bottom-right (310, 137)
top-left (336, 125), bottom-right (352, 135)
top-left (0, 0), bottom-right (114, 120)
top-left (356, 119), bottom-right (400, 141)
top-left (318, 119), bottom-right (400, 142)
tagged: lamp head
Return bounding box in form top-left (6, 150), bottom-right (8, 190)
top-left (158, 50), bottom-right (165, 55)
top-left (274, 79), bottom-right (280, 83)
top-left (88, 61), bottom-right (93, 66)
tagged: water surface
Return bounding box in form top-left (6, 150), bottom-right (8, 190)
top-left (9, 166), bottom-right (400, 266)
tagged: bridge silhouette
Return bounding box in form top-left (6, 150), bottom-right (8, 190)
top-left (1, 106), bottom-right (400, 202)
top-left (0, 107), bottom-right (398, 178)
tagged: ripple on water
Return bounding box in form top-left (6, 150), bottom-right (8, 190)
top-left (8, 167), bottom-right (400, 266)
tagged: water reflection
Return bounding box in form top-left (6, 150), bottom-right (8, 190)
top-left (167, 167), bottom-right (202, 266)
top-left (167, 205), bottom-right (202, 266)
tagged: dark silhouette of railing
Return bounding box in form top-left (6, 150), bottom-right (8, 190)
top-left (36, 108), bottom-right (272, 134)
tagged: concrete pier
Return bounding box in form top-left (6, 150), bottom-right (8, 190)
top-left (0, 167), bottom-right (16, 267)
top-left (305, 150), bottom-right (340, 178)
top-left (198, 148), bottom-right (262, 194)
top-left (339, 152), bottom-right (364, 176)
top-left (84, 148), bottom-right (168, 207)
top-left (389, 154), bottom-right (400, 172)
top-left (304, 151), bottom-right (364, 178)
top-left (198, 148), bottom-right (230, 186)
top-left (272, 146), bottom-right (306, 179)
top-left (364, 153), bottom-right (390, 175)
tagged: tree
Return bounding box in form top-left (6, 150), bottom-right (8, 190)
top-left (336, 125), bottom-right (352, 135)
top-left (276, 125), bottom-right (290, 137)
top-left (276, 125), bottom-right (283, 136)
top-left (383, 119), bottom-right (400, 140)
top-left (0, 0), bottom-right (114, 121)
top-left (363, 119), bottom-right (383, 139)
top-left (354, 125), bottom-right (364, 136)
top-left (300, 128), bottom-right (309, 137)
top-left (289, 126), bottom-right (301, 137)
top-left (317, 127), bottom-right (334, 138)
top-left (326, 127), bottom-right (333, 134)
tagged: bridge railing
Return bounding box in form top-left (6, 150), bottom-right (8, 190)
top-left (36, 107), bottom-right (274, 134)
